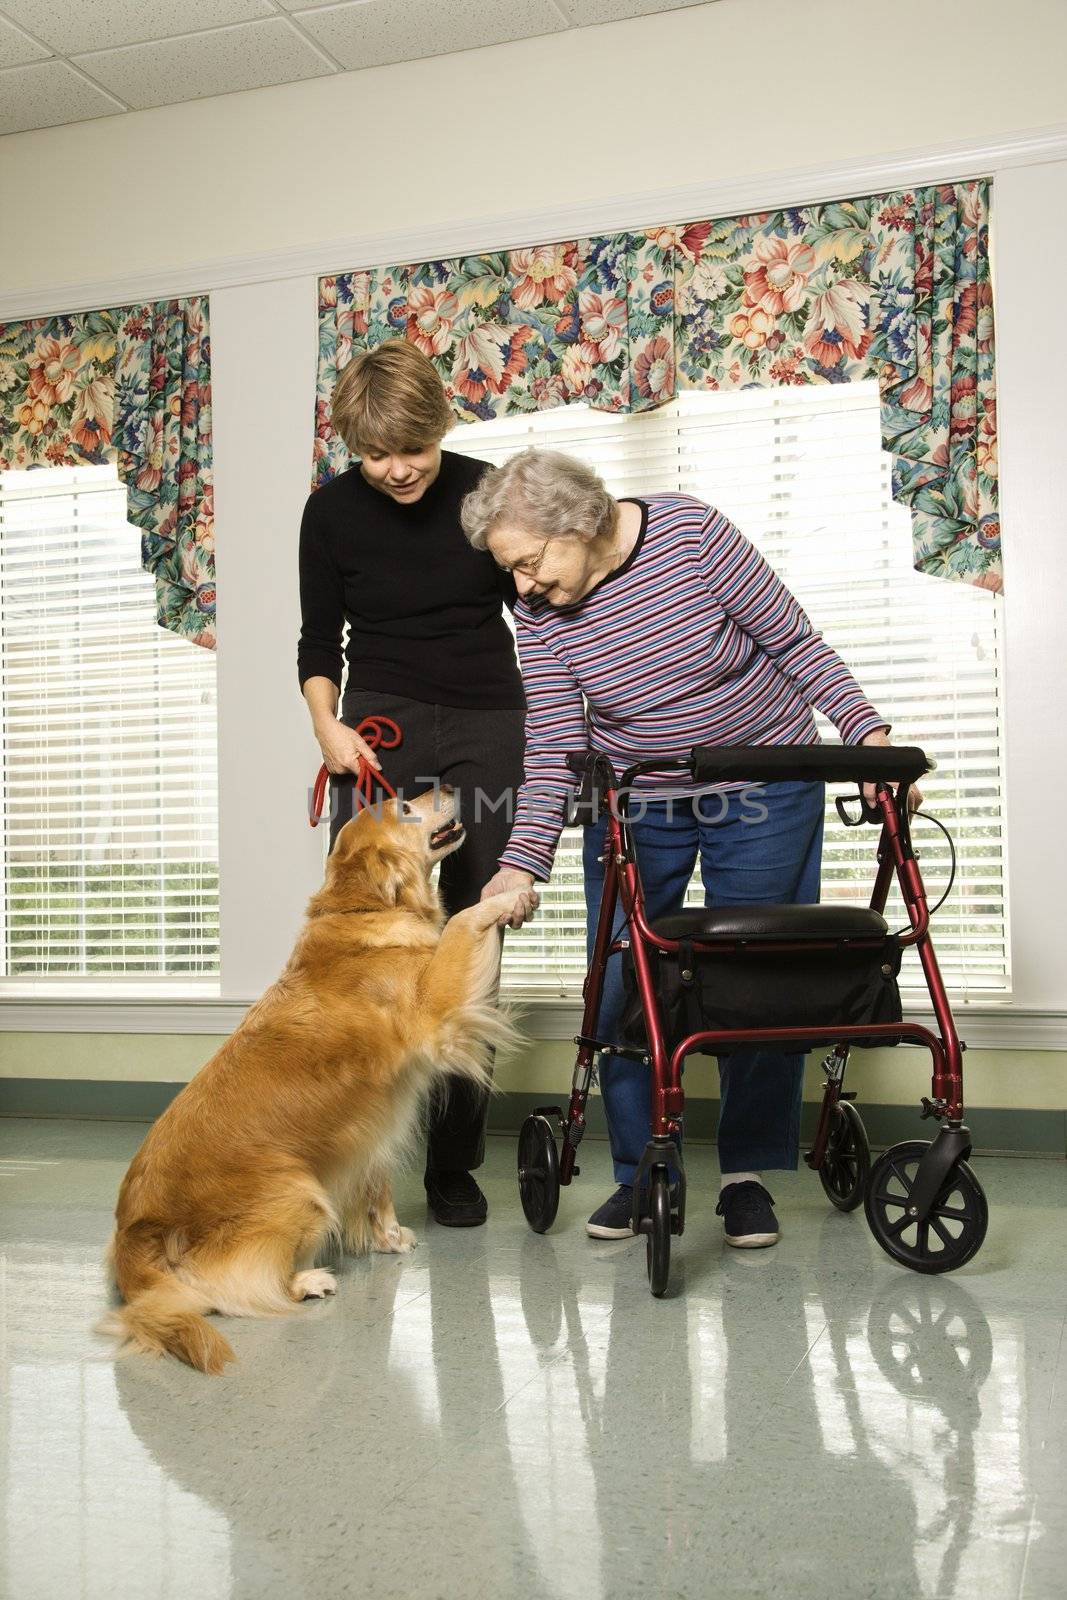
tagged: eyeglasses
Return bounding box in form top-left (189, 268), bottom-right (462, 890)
top-left (498, 540), bottom-right (551, 580)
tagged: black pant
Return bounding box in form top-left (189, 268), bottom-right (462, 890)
top-left (329, 687), bottom-right (526, 1174)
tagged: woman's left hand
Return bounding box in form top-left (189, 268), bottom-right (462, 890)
top-left (859, 728), bottom-right (923, 812)
top-left (480, 867), bottom-right (540, 929)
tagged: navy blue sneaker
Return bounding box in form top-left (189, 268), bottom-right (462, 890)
top-left (586, 1181), bottom-right (680, 1239)
top-left (586, 1186), bottom-right (635, 1239)
top-left (715, 1181), bottom-right (780, 1248)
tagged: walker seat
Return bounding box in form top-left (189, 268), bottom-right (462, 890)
top-left (622, 906), bottom-right (903, 1056)
top-left (649, 904), bottom-right (890, 942)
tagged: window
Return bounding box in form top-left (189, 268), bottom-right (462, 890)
top-left (0, 465), bottom-right (219, 993)
top-left (446, 382), bottom-right (1009, 1002)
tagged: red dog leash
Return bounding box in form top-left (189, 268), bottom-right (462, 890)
top-left (309, 715), bottom-right (403, 827)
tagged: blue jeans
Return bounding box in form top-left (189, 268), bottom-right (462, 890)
top-left (583, 781), bottom-right (825, 1185)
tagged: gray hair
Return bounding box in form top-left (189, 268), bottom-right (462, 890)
top-left (460, 447), bottom-right (616, 551)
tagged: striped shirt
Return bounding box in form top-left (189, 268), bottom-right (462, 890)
top-left (499, 493), bottom-right (887, 881)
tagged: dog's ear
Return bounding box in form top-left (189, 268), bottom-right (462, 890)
top-left (365, 842), bottom-right (406, 907)
top-left (338, 835), bottom-right (413, 910)
top-left (331, 810), bottom-right (372, 863)
top-left (322, 815), bottom-right (392, 904)
top-left (386, 848), bottom-right (428, 911)
top-left (320, 808), bottom-right (432, 917)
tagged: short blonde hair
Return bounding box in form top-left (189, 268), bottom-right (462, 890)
top-left (460, 448), bottom-right (616, 551)
top-left (330, 340), bottom-right (453, 455)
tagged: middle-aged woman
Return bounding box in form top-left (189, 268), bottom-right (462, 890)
top-left (297, 339), bottom-right (532, 1229)
top-left (462, 447), bottom-right (914, 1248)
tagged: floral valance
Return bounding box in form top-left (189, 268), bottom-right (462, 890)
top-left (316, 180), bottom-right (999, 593)
top-left (0, 297), bottom-right (215, 646)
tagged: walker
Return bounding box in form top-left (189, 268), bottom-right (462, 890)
top-left (516, 745), bottom-right (987, 1296)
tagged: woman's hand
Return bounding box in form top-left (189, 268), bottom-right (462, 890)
top-left (481, 867), bottom-right (540, 929)
top-left (859, 728), bottom-right (923, 812)
top-left (314, 717), bottom-right (382, 777)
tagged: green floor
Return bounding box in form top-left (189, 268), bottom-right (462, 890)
top-left (2, 1118), bottom-right (1065, 1600)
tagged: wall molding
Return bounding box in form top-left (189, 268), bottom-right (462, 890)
top-left (1, 1079), bottom-right (1063, 1155)
top-left (1, 996), bottom-right (1065, 1050)
top-left (2, 122), bottom-right (1066, 322)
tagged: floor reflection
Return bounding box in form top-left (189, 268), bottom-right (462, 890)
top-left (1, 1125), bottom-right (1064, 1600)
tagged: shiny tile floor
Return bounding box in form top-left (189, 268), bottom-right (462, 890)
top-left (1, 1119), bottom-right (1066, 1600)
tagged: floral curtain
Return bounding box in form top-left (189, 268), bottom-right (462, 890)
top-left (316, 180), bottom-right (998, 592)
top-left (0, 297), bottom-right (216, 645)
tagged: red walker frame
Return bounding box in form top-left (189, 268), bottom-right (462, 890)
top-left (518, 743), bottom-right (985, 1290)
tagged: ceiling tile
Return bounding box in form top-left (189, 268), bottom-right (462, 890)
top-left (555, 0), bottom-right (717, 22)
top-left (72, 18), bottom-right (333, 111)
top-left (0, 58), bottom-right (124, 135)
top-left (0, 15), bottom-right (50, 69)
top-left (291, 0), bottom-right (567, 72)
top-left (0, 0), bottom-right (275, 56)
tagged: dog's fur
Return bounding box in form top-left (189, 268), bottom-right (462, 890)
top-left (99, 787), bottom-right (523, 1375)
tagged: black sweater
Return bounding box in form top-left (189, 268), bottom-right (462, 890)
top-left (297, 450), bottom-right (525, 710)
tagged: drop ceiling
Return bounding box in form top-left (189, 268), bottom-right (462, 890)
top-left (0, 0), bottom-right (719, 136)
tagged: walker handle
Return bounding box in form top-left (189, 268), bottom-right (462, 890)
top-left (690, 742), bottom-right (932, 786)
top-left (835, 793), bottom-right (884, 827)
top-left (564, 750), bottom-right (617, 827)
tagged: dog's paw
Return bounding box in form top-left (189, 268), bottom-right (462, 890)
top-left (478, 888), bottom-right (532, 929)
top-left (291, 1268), bottom-right (338, 1300)
top-left (374, 1224), bottom-right (417, 1255)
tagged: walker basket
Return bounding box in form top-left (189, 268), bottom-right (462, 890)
top-left (621, 930), bottom-right (904, 1056)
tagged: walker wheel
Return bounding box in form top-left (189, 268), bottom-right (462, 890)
top-left (517, 1114), bottom-right (560, 1234)
top-left (819, 1100), bottom-right (870, 1212)
top-left (646, 1168), bottom-right (672, 1297)
top-left (865, 1141), bottom-right (988, 1274)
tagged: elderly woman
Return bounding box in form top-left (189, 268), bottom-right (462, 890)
top-left (297, 340), bottom-right (526, 1227)
top-left (462, 448), bottom-right (902, 1247)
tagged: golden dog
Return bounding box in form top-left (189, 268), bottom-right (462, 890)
top-left (99, 785), bottom-right (522, 1375)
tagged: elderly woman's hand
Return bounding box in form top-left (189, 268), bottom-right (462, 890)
top-left (481, 867), bottom-right (540, 929)
top-left (859, 728), bottom-right (923, 812)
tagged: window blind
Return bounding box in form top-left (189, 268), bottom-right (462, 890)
top-left (445, 382), bottom-right (1009, 1002)
top-left (0, 465), bottom-right (219, 990)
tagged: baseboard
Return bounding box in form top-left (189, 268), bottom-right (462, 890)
top-left (0, 1079), bottom-right (183, 1123)
top-left (490, 1093), bottom-right (1066, 1157)
top-left (1, 1078), bottom-right (1064, 1157)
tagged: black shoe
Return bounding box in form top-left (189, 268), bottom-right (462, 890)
top-left (424, 1170), bottom-right (488, 1228)
top-left (586, 1185), bottom-right (636, 1239)
top-left (715, 1181), bottom-right (780, 1248)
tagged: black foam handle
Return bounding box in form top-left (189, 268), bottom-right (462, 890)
top-left (691, 742), bottom-right (931, 786)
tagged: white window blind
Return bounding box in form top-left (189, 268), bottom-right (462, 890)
top-left (0, 464), bottom-right (219, 992)
top-left (445, 381), bottom-right (1009, 1002)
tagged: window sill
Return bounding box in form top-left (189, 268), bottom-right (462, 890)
top-left (0, 994), bottom-right (1064, 1050)
top-left (0, 980), bottom-right (220, 1000)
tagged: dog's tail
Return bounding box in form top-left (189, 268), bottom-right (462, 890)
top-left (99, 1224), bottom-right (235, 1376)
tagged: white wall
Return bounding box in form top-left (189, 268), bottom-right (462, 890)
top-left (990, 160), bottom-right (1067, 1014)
top-left (210, 275), bottom-right (326, 996)
top-left (2, 0), bottom-right (1067, 295)
top-left (0, 0), bottom-right (1065, 1038)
